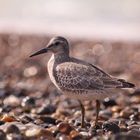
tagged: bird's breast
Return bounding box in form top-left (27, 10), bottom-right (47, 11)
top-left (47, 55), bottom-right (61, 90)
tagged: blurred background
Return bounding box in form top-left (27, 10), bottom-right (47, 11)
top-left (0, 0), bottom-right (140, 41)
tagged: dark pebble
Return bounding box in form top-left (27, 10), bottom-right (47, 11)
top-left (37, 104), bottom-right (56, 115)
top-left (57, 122), bottom-right (73, 134)
top-left (39, 116), bottom-right (56, 125)
top-left (0, 129), bottom-right (6, 140)
top-left (128, 129), bottom-right (140, 137)
top-left (109, 133), bottom-right (140, 140)
top-left (74, 120), bottom-right (82, 127)
top-left (131, 88), bottom-right (140, 96)
top-left (20, 115), bottom-right (34, 124)
top-left (6, 124), bottom-right (20, 134)
top-left (0, 105), bottom-right (12, 113)
top-left (0, 89), bottom-right (6, 98)
top-left (103, 98), bottom-right (117, 107)
top-left (21, 96), bottom-right (35, 110)
top-left (102, 121), bottom-right (120, 134)
top-left (129, 112), bottom-right (139, 121)
top-left (0, 121), bottom-right (5, 125)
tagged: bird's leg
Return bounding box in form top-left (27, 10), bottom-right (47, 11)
top-left (95, 100), bottom-right (100, 126)
top-left (78, 100), bottom-right (85, 128)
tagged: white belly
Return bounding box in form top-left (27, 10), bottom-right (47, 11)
top-left (62, 90), bottom-right (114, 101)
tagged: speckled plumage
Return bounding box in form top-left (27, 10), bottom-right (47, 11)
top-left (47, 53), bottom-right (134, 100)
top-left (30, 36), bottom-right (135, 127)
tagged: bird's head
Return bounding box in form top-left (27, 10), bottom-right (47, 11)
top-left (30, 36), bottom-right (69, 57)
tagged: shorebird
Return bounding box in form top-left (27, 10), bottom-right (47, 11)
top-left (30, 36), bottom-right (135, 128)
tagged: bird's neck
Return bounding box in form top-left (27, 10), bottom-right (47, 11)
top-left (52, 53), bottom-right (70, 63)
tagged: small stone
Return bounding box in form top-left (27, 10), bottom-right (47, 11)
top-left (132, 88), bottom-right (140, 96)
top-left (1, 114), bottom-right (16, 122)
top-left (21, 96), bottom-right (35, 111)
top-left (0, 105), bottom-right (12, 113)
top-left (109, 133), bottom-right (140, 140)
top-left (23, 66), bottom-right (38, 77)
top-left (37, 104), bottom-right (56, 115)
top-left (0, 89), bottom-right (6, 98)
top-left (70, 130), bottom-right (82, 140)
top-left (127, 124), bottom-right (140, 130)
top-left (111, 106), bottom-right (122, 113)
top-left (25, 128), bottom-right (41, 137)
top-left (79, 131), bottom-right (89, 139)
top-left (7, 133), bottom-right (24, 140)
top-left (130, 96), bottom-right (140, 104)
top-left (0, 121), bottom-right (5, 125)
top-left (128, 129), bottom-right (140, 137)
top-left (0, 129), bottom-right (6, 140)
top-left (3, 95), bottom-right (20, 107)
top-left (57, 122), bottom-right (73, 134)
top-left (102, 121), bottom-right (120, 134)
top-left (99, 110), bottom-right (112, 120)
top-left (25, 128), bottom-right (53, 139)
top-left (74, 120), bottom-right (81, 127)
top-left (6, 124), bottom-right (20, 134)
top-left (39, 116), bottom-right (56, 125)
top-left (129, 112), bottom-right (139, 121)
top-left (103, 98), bottom-right (117, 107)
top-left (20, 115), bottom-right (34, 124)
top-left (119, 108), bottom-right (133, 119)
top-left (57, 134), bottom-right (70, 140)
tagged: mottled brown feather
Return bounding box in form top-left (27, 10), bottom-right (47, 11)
top-left (54, 57), bottom-right (123, 92)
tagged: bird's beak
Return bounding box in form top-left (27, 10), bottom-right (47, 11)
top-left (30, 48), bottom-right (48, 57)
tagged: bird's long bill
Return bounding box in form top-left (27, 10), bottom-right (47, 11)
top-left (30, 48), bottom-right (48, 57)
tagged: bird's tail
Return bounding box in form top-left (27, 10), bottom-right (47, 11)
top-left (117, 79), bottom-right (135, 88)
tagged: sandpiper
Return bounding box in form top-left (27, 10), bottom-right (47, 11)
top-left (30, 36), bottom-right (135, 128)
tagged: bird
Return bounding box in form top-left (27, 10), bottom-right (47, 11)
top-left (30, 36), bottom-right (135, 128)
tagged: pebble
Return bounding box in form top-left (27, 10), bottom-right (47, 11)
top-left (6, 124), bottom-right (20, 134)
top-left (129, 112), bottom-right (139, 121)
top-left (99, 110), bottom-right (112, 120)
top-left (0, 105), bottom-right (12, 113)
top-left (111, 106), bottom-right (122, 113)
top-left (25, 128), bottom-right (53, 138)
top-left (119, 108), bottom-right (133, 119)
top-left (3, 95), bottom-right (20, 107)
top-left (132, 88), bottom-right (140, 96)
top-left (1, 114), bottom-right (16, 122)
top-left (128, 128), bottom-right (140, 137)
top-left (130, 96), bottom-right (140, 104)
top-left (0, 129), bottom-right (6, 140)
top-left (0, 89), bottom-right (6, 98)
top-left (37, 104), bottom-right (56, 115)
top-left (127, 124), bottom-right (140, 130)
top-left (21, 96), bottom-right (35, 111)
top-left (79, 131), bottom-right (89, 139)
top-left (39, 116), bottom-right (56, 125)
top-left (70, 130), bottom-right (82, 140)
top-left (0, 121), bottom-right (5, 125)
top-left (109, 133), bottom-right (140, 140)
top-left (58, 122), bottom-right (73, 134)
top-left (57, 134), bottom-right (70, 140)
top-left (102, 121), bottom-right (120, 134)
top-left (7, 133), bottom-right (24, 140)
top-left (20, 115), bottom-right (34, 124)
top-left (103, 98), bottom-right (117, 107)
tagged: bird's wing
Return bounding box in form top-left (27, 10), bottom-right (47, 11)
top-left (55, 61), bottom-right (123, 92)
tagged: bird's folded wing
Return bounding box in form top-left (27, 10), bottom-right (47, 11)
top-left (55, 62), bottom-right (122, 91)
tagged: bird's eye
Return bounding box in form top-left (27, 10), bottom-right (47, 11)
top-left (54, 42), bottom-right (60, 46)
